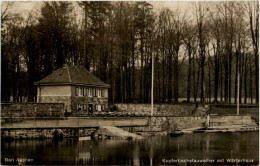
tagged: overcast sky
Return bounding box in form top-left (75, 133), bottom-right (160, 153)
top-left (2, 1), bottom-right (192, 15)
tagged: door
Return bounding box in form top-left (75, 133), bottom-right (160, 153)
top-left (88, 104), bottom-right (93, 114)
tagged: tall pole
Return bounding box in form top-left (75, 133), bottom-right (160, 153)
top-left (83, 5), bottom-right (86, 66)
top-left (151, 50), bottom-right (154, 116)
top-left (237, 73), bottom-right (240, 115)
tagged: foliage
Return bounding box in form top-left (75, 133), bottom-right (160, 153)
top-left (1, 1), bottom-right (259, 104)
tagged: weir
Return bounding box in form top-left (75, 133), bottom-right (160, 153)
top-left (1, 115), bottom-right (258, 140)
top-left (94, 126), bottom-right (144, 140)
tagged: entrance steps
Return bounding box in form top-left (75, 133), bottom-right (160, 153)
top-left (94, 126), bottom-right (144, 140)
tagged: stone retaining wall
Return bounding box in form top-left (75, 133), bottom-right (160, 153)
top-left (1, 116), bottom-right (203, 139)
top-left (1, 103), bottom-right (64, 118)
top-left (119, 117), bottom-right (205, 133)
top-left (116, 104), bottom-right (195, 116)
top-left (1, 128), bottom-right (97, 140)
top-left (39, 96), bottom-right (71, 113)
top-left (2, 115), bottom-right (256, 140)
top-left (210, 115), bottom-right (257, 127)
top-left (147, 116), bottom-right (205, 132)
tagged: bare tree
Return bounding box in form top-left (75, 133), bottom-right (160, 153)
top-left (246, 1), bottom-right (259, 103)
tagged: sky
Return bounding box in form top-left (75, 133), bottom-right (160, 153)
top-left (2, 1), bottom-right (192, 15)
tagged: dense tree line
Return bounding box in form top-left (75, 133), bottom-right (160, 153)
top-left (1, 1), bottom-right (259, 104)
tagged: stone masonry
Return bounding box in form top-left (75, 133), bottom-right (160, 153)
top-left (148, 116), bottom-right (205, 132)
top-left (1, 128), bottom-right (97, 140)
top-left (116, 104), bottom-right (196, 116)
top-left (71, 96), bottom-right (108, 116)
top-left (1, 103), bottom-right (64, 118)
top-left (39, 96), bottom-right (71, 113)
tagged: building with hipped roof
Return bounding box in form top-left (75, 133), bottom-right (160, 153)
top-left (34, 64), bottom-right (110, 115)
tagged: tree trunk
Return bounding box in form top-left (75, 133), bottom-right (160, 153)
top-left (234, 50), bottom-right (238, 104)
top-left (120, 50), bottom-right (124, 103)
top-left (12, 61), bottom-right (19, 102)
top-left (208, 61), bottom-right (211, 103)
top-left (56, 42), bottom-right (64, 69)
top-left (224, 60), bottom-right (228, 103)
top-left (239, 53), bottom-right (243, 103)
top-left (168, 48), bottom-right (173, 103)
top-left (214, 49), bottom-right (219, 103)
top-left (196, 64), bottom-right (200, 103)
top-left (162, 52), bottom-right (166, 102)
top-left (28, 57), bottom-right (35, 102)
top-left (187, 47), bottom-right (191, 103)
top-left (220, 63), bottom-right (223, 103)
top-left (140, 33), bottom-right (144, 103)
top-left (255, 51), bottom-right (259, 103)
top-left (228, 51), bottom-right (232, 103)
top-left (250, 63), bottom-right (253, 104)
top-left (173, 55), bottom-right (178, 103)
top-left (131, 37), bottom-right (135, 102)
top-left (1, 52), bottom-right (10, 101)
top-left (200, 56), bottom-right (205, 105)
top-left (244, 56), bottom-right (248, 103)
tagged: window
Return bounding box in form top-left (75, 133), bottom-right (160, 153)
top-left (76, 87), bottom-right (86, 96)
top-left (97, 105), bottom-right (101, 111)
top-left (95, 104), bottom-right (98, 111)
top-left (75, 87), bottom-right (79, 96)
top-left (82, 88), bottom-right (85, 96)
top-left (101, 105), bottom-right (105, 111)
top-left (83, 104), bottom-right (87, 111)
top-left (93, 89), bottom-right (97, 97)
top-left (89, 88), bottom-right (92, 97)
top-left (84, 88), bottom-right (88, 97)
top-left (79, 88), bottom-right (83, 96)
top-left (98, 89), bottom-right (101, 97)
top-left (88, 104), bottom-right (93, 113)
top-left (76, 104), bottom-right (83, 111)
top-left (101, 89), bottom-right (104, 97)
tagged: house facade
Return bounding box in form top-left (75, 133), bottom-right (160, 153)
top-left (34, 65), bottom-right (110, 114)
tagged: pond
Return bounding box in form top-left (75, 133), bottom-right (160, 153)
top-left (1, 132), bottom-right (258, 165)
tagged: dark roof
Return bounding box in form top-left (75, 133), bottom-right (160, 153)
top-left (34, 65), bottom-right (110, 88)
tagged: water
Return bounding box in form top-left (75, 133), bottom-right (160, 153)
top-left (1, 132), bottom-right (259, 165)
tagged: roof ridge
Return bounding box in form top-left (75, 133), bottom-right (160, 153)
top-left (34, 65), bottom-right (110, 88)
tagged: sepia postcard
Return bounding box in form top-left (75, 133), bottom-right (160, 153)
top-left (1, 1), bottom-right (259, 165)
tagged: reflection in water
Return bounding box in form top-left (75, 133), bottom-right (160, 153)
top-left (133, 143), bottom-right (140, 166)
top-left (1, 132), bottom-right (259, 165)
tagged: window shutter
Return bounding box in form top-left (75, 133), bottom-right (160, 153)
top-left (101, 89), bottom-right (104, 97)
top-left (89, 88), bottom-right (92, 97)
top-left (93, 89), bottom-right (95, 97)
top-left (75, 88), bottom-right (79, 96)
top-left (85, 88), bottom-right (88, 97)
top-left (80, 88), bottom-right (83, 96)
top-left (98, 89), bottom-right (101, 97)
